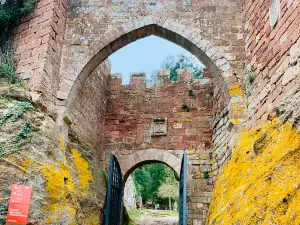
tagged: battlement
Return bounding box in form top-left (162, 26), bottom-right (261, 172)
top-left (109, 68), bottom-right (212, 91)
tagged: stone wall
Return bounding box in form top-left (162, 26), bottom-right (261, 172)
top-left (244, 0), bottom-right (300, 126)
top-left (0, 83), bottom-right (106, 225)
top-left (60, 0), bottom-right (245, 89)
top-left (104, 69), bottom-right (214, 224)
top-left (68, 60), bottom-right (110, 164)
top-left (207, 87), bottom-right (300, 225)
top-left (206, 1), bottom-right (300, 223)
top-left (124, 175), bottom-right (137, 212)
top-left (13, 0), bottom-right (68, 114)
top-left (56, 0), bottom-right (248, 155)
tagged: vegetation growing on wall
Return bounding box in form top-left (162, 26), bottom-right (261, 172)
top-left (0, 98), bottom-right (35, 157)
top-left (0, 0), bottom-right (38, 83)
top-left (0, 44), bottom-right (20, 84)
top-left (0, 0), bottom-right (37, 43)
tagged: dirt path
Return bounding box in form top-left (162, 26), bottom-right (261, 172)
top-left (132, 210), bottom-right (178, 225)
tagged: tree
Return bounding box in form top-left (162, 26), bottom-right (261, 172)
top-left (133, 163), bottom-right (178, 204)
top-left (133, 167), bottom-right (152, 202)
top-left (0, 0), bottom-right (38, 27)
top-left (157, 176), bottom-right (179, 210)
top-left (161, 54), bottom-right (204, 81)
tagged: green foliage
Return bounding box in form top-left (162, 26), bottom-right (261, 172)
top-left (0, 43), bottom-right (21, 84)
top-left (0, 99), bottom-right (34, 157)
top-left (0, 100), bottom-right (34, 124)
top-left (133, 163), bottom-right (177, 204)
top-left (0, 0), bottom-right (38, 27)
top-left (0, 139), bottom-right (31, 157)
top-left (100, 169), bottom-right (107, 176)
top-left (0, 98), bottom-right (10, 105)
top-left (128, 210), bottom-right (142, 219)
top-left (157, 176), bottom-right (179, 200)
top-left (189, 89), bottom-right (194, 97)
top-left (161, 54), bottom-right (204, 81)
top-left (12, 122), bottom-right (32, 143)
top-left (182, 103), bottom-right (190, 112)
top-left (0, 143), bottom-right (5, 156)
top-left (248, 73), bottom-right (255, 85)
top-left (203, 171), bottom-right (209, 179)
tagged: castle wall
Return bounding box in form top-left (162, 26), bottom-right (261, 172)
top-left (104, 69), bottom-right (214, 224)
top-left (206, 1), bottom-right (300, 223)
top-left (244, 0), bottom-right (300, 126)
top-left (61, 0), bottom-right (245, 86)
top-left (68, 61), bottom-right (110, 164)
top-left (13, 0), bottom-right (68, 114)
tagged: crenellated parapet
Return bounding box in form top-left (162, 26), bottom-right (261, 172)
top-left (108, 68), bottom-right (212, 91)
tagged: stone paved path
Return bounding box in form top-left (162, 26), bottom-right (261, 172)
top-left (134, 215), bottom-right (178, 225)
top-left (132, 210), bottom-right (178, 225)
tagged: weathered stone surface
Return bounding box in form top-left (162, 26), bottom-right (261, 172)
top-left (244, 0), bottom-right (300, 127)
top-left (0, 83), bottom-right (106, 224)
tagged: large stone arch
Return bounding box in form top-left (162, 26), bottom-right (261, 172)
top-left (57, 18), bottom-right (247, 127)
top-left (120, 149), bottom-right (182, 183)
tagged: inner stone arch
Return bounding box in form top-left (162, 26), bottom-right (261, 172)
top-left (120, 149), bottom-right (182, 183)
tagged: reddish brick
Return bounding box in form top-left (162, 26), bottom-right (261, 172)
top-left (26, 38), bottom-right (42, 50)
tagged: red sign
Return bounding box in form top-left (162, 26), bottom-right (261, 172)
top-left (6, 184), bottom-right (32, 225)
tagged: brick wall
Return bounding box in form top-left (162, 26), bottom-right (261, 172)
top-left (13, 0), bottom-right (67, 113)
top-left (244, 0), bottom-right (300, 126)
top-left (57, 0), bottom-right (247, 118)
top-left (69, 61), bottom-right (110, 164)
top-left (104, 69), bottom-right (214, 224)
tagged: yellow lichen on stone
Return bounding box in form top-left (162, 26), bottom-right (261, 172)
top-left (71, 149), bottom-right (93, 195)
top-left (23, 158), bottom-right (31, 172)
top-left (231, 118), bottom-right (241, 125)
top-left (228, 86), bottom-right (245, 98)
top-left (85, 213), bottom-right (99, 225)
top-left (41, 161), bottom-right (75, 222)
top-left (207, 117), bottom-right (300, 225)
top-left (60, 136), bottom-right (66, 152)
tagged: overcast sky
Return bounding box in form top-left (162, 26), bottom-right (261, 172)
top-left (109, 35), bottom-right (203, 84)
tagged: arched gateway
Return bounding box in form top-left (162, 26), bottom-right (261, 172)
top-left (55, 16), bottom-right (247, 225)
top-left (104, 150), bottom-right (188, 224)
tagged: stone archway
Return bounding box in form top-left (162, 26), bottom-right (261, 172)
top-left (56, 18), bottom-right (247, 225)
top-left (57, 20), bottom-right (247, 128)
top-left (120, 149), bottom-right (182, 183)
top-left (120, 149), bottom-right (184, 224)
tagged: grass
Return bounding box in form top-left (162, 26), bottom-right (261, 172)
top-left (129, 210), bottom-right (142, 218)
top-left (0, 42), bottom-right (22, 85)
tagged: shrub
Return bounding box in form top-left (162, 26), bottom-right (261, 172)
top-left (0, 43), bottom-right (20, 84)
top-left (182, 103), bottom-right (191, 112)
top-left (248, 73), bottom-right (255, 85)
top-left (203, 171), bottom-right (209, 179)
top-left (0, 0), bottom-right (38, 27)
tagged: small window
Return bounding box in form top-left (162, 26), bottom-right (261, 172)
top-left (151, 118), bottom-right (167, 136)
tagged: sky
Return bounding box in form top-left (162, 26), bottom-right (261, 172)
top-left (108, 35), bottom-right (204, 84)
